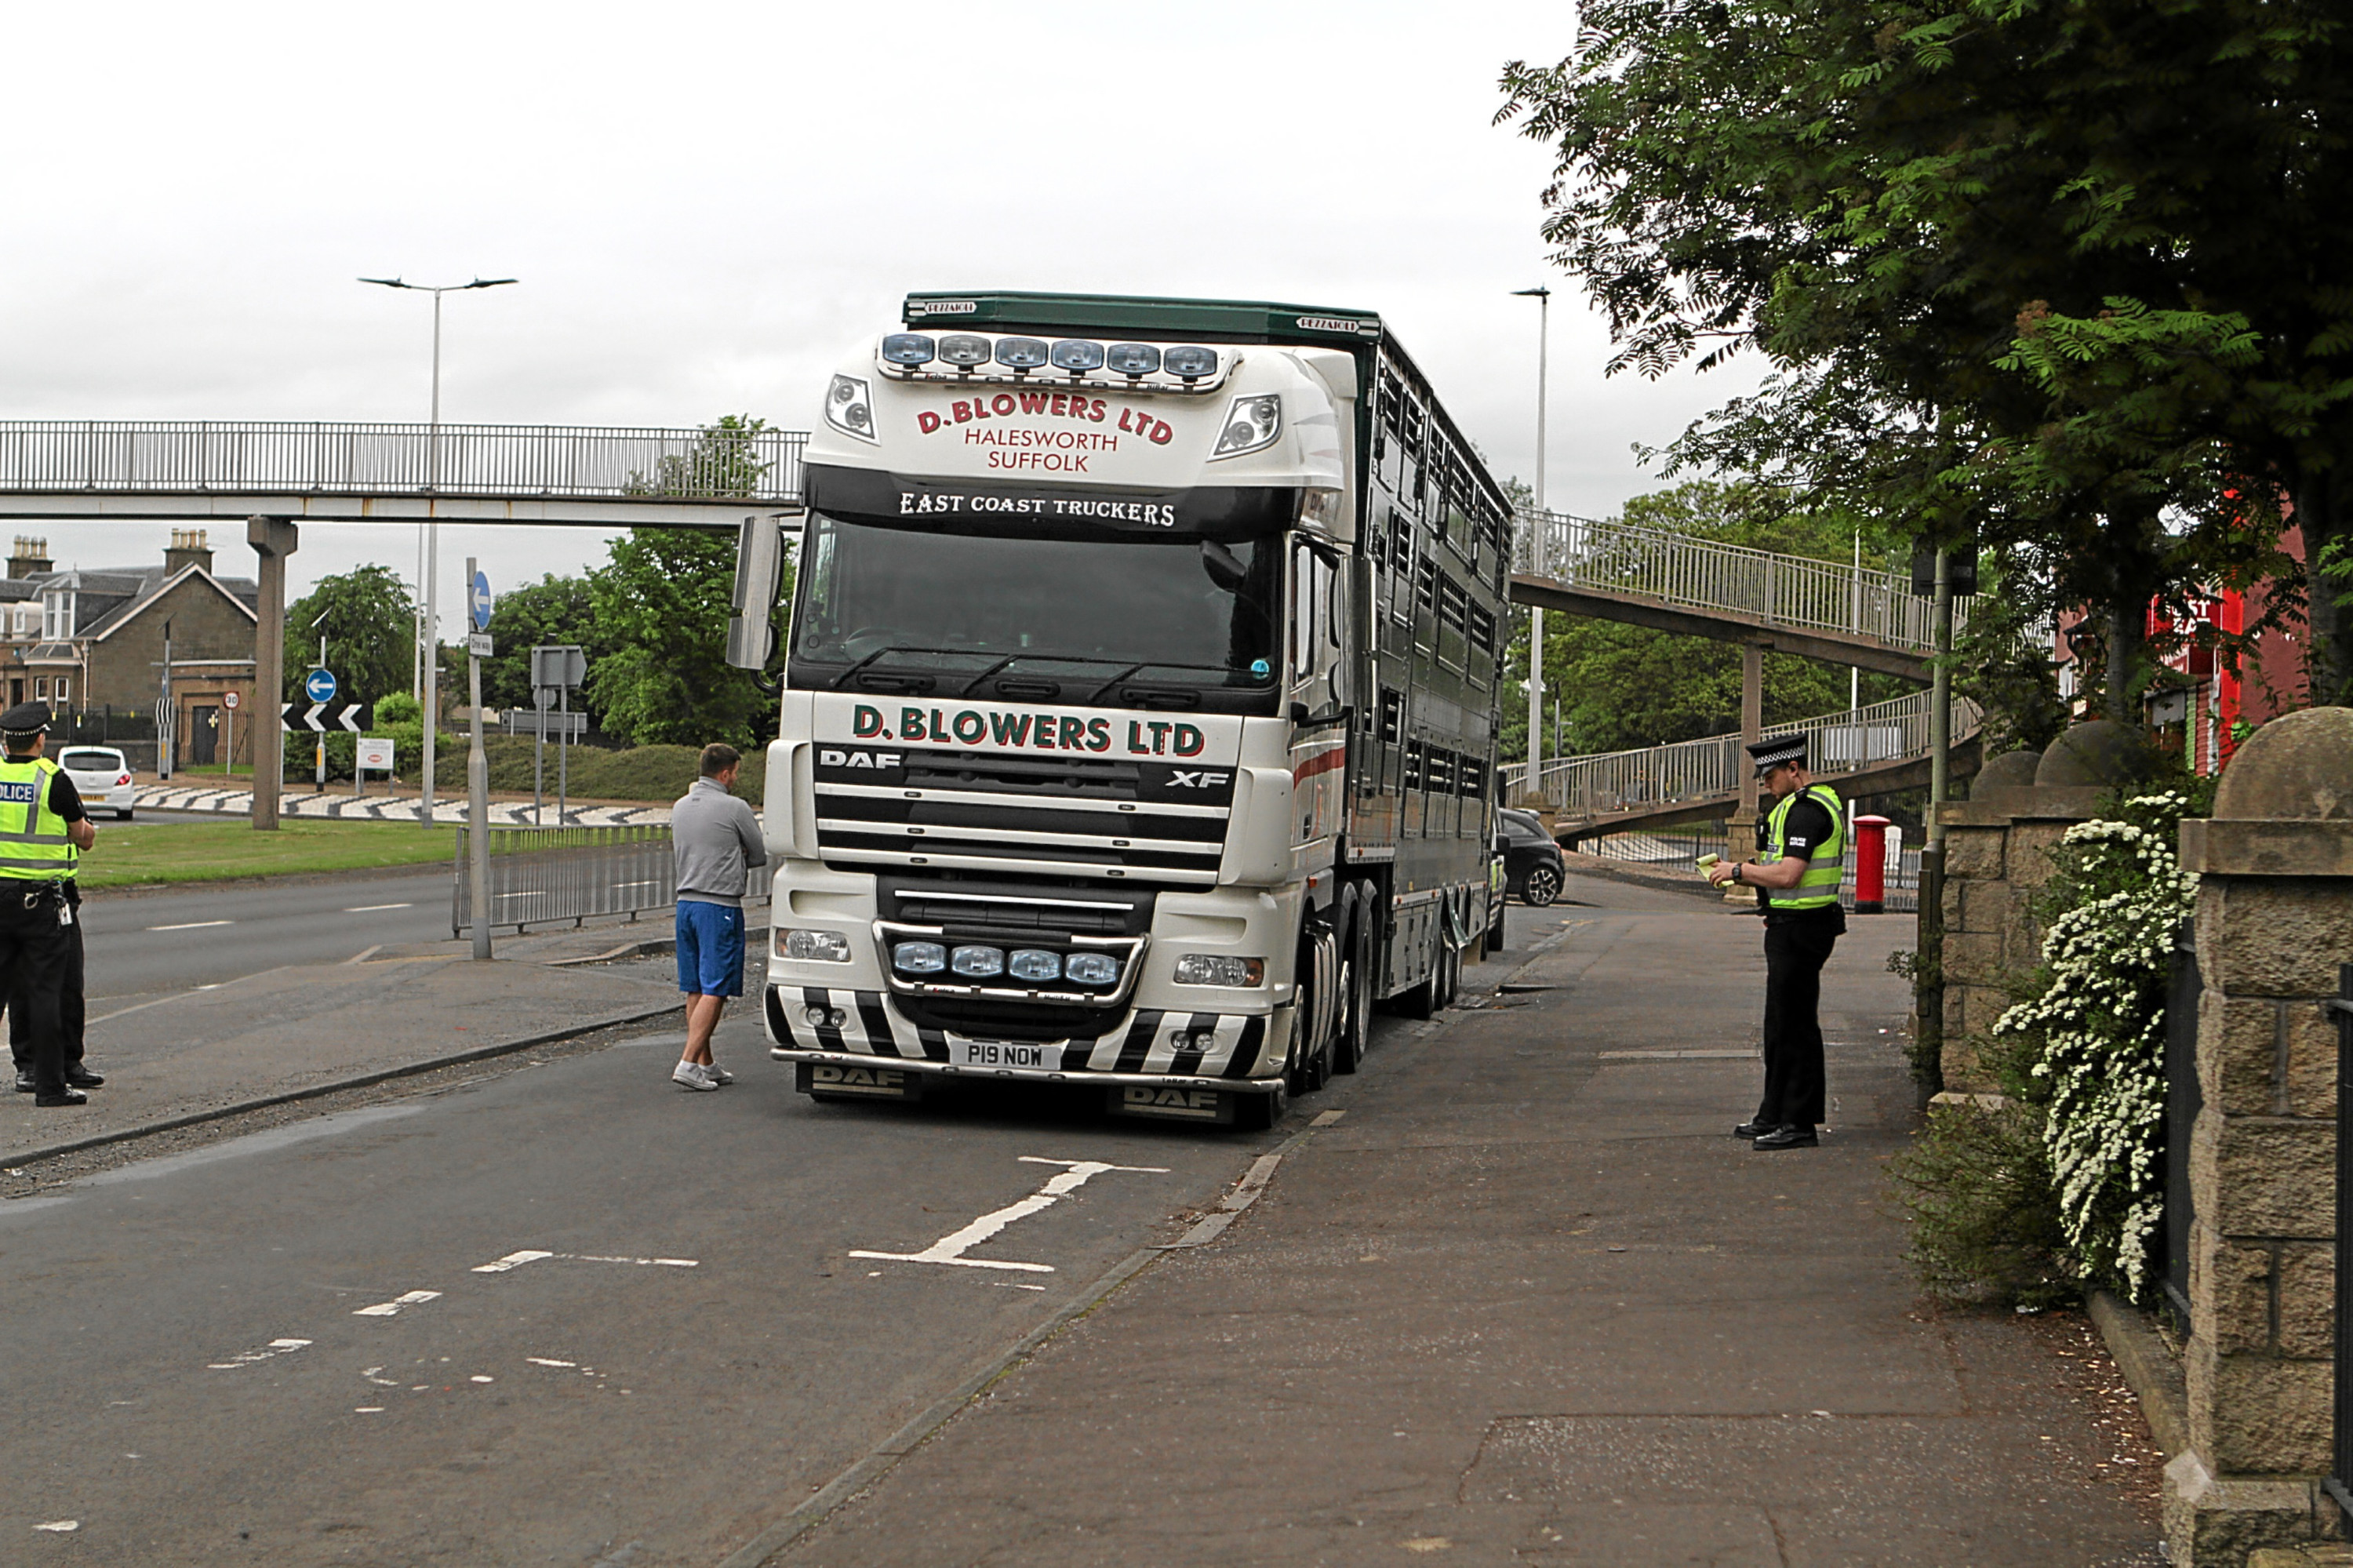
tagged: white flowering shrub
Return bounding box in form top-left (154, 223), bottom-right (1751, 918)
top-left (1990, 791), bottom-right (2199, 1301)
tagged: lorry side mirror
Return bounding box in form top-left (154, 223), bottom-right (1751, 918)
top-left (725, 513), bottom-right (788, 671)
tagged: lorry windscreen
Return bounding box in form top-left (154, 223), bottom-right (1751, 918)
top-left (791, 511), bottom-right (1281, 712)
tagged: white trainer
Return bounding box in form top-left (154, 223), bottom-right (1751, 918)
top-left (671, 1060), bottom-right (718, 1092)
top-left (704, 1063), bottom-right (734, 1085)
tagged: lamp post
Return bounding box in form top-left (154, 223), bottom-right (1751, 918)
top-left (1512, 286), bottom-right (1551, 806)
top-left (360, 275), bottom-right (516, 826)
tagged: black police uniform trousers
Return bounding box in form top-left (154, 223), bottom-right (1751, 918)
top-left (0, 883), bottom-right (75, 1097)
top-left (9, 880), bottom-right (79, 1075)
top-left (1756, 906), bottom-right (1841, 1129)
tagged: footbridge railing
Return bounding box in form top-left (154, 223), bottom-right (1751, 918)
top-left (1503, 688), bottom-right (1982, 824)
top-left (0, 420), bottom-right (806, 506)
top-left (1512, 507), bottom-right (1971, 655)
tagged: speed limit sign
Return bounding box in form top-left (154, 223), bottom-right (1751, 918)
top-left (223, 691), bottom-right (240, 710)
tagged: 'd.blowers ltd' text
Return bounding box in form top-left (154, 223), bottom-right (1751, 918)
top-left (914, 392), bottom-right (1173, 472)
top-left (853, 703), bottom-right (1205, 756)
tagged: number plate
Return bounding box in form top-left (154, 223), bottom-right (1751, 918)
top-left (949, 1039), bottom-right (1056, 1070)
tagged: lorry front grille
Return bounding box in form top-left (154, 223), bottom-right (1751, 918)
top-left (815, 746), bottom-right (1232, 888)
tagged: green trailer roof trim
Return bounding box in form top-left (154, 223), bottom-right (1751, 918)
top-left (903, 291), bottom-right (1383, 344)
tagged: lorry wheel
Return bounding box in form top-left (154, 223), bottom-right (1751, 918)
top-left (1333, 904), bottom-right (1374, 1074)
top-left (1235, 1077), bottom-right (1288, 1130)
top-left (1395, 925), bottom-right (1442, 1021)
top-left (1292, 936), bottom-right (1333, 1093)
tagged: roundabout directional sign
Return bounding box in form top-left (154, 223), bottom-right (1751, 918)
top-left (304, 668), bottom-right (337, 704)
top-left (471, 570), bottom-right (493, 631)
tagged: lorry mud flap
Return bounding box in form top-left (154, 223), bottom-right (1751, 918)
top-left (1107, 1085), bottom-right (1238, 1124)
top-left (798, 1061), bottom-right (923, 1101)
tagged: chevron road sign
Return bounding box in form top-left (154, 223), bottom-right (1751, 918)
top-left (281, 701), bottom-right (371, 733)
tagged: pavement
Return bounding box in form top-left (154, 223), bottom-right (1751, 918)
top-left (1, 925), bottom-right (686, 1169)
top-left (780, 879), bottom-right (2166, 1568)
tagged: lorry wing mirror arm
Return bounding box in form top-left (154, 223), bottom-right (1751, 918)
top-left (1288, 702), bottom-right (1350, 732)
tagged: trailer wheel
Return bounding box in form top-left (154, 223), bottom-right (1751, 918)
top-left (1333, 897), bottom-right (1374, 1074)
top-left (1394, 922), bottom-right (1442, 1021)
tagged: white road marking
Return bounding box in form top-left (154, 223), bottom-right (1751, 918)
top-left (526, 1357), bottom-right (576, 1368)
top-left (354, 1406), bottom-right (384, 1413)
top-left (147, 919), bottom-right (232, 931)
top-left (353, 1289), bottom-right (442, 1317)
top-left (849, 1156), bottom-right (1169, 1274)
top-left (471, 1249), bottom-right (697, 1273)
top-left (344, 903), bottom-right (413, 912)
top-left (34, 1520), bottom-right (78, 1532)
top-left (360, 1366), bottom-right (400, 1387)
top-left (207, 1336), bottom-right (311, 1370)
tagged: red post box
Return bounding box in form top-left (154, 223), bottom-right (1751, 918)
top-left (1853, 814), bottom-right (1893, 914)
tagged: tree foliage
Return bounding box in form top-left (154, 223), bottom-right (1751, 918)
top-left (480, 573), bottom-right (602, 722)
top-left (1498, 0), bottom-right (2353, 709)
top-left (286, 564), bottom-right (415, 708)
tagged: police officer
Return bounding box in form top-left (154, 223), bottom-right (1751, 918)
top-left (1707, 733), bottom-right (1844, 1150)
top-left (0, 702), bottom-right (96, 1107)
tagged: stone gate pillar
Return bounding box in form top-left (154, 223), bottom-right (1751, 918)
top-left (2166, 705), bottom-right (2353, 1565)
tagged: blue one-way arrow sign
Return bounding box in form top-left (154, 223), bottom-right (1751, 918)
top-left (304, 668), bottom-right (337, 704)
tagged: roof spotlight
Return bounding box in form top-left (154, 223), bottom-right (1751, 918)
top-left (1049, 339), bottom-right (1106, 373)
top-left (881, 333), bottom-right (936, 366)
top-left (938, 334), bottom-right (992, 368)
top-left (1104, 343), bottom-right (1161, 377)
top-left (1163, 345), bottom-right (1218, 380)
top-left (995, 337), bottom-right (1050, 370)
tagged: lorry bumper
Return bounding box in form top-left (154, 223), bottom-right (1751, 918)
top-left (765, 984), bottom-right (1288, 1095)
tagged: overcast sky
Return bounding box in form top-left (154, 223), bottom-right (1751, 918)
top-left (1, 0), bottom-right (1762, 613)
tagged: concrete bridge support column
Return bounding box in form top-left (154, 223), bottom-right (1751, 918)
top-left (247, 517), bottom-right (296, 831)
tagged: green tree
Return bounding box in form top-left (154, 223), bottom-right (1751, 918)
top-left (286, 565), bottom-right (416, 709)
top-left (1497, 0), bottom-right (2353, 710)
top-left (480, 573), bottom-right (603, 723)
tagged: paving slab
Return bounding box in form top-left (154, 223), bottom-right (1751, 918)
top-left (783, 895), bottom-right (2163, 1568)
top-left (3, 952), bottom-right (682, 1168)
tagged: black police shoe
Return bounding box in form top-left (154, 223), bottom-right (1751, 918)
top-left (13, 1071), bottom-right (31, 1093)
top-left (64, 1065), bottom-right (104, 1089)
top-left (1732, 1120), bottom-right (1773, 1138)
top-left (1752, 1124), bottom-right (1819, 1150)
top-left (34, 1088), bottom-right (87, 1108)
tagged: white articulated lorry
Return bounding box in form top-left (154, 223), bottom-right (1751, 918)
top-left (724, 292), bottom-right (1512, 1127)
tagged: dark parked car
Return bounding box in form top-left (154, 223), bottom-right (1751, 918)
top-left (1497, 807), bottom-right (1565, 908)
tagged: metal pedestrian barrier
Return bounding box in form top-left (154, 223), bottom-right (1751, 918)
top-left (451, 824), bottom-right (773, 937)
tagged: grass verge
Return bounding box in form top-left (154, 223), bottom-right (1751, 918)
top-left (81, 817), bottom-right (458, 890)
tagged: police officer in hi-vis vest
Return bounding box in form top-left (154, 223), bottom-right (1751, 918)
top-left (1707, 733), bottom-right (1845, 1150)
top-left (0, 702), bottom-right (97, 1107)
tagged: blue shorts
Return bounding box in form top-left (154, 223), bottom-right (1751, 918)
top-left (675, 900), bottom-right (747, 998)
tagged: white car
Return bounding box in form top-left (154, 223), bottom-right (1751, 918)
top-left (57, 745), bottom-right (136, 820)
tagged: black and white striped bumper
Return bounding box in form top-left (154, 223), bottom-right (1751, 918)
top-left (764, 984), bottom-right (1276, 1086)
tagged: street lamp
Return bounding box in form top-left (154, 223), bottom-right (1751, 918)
top-left (1513, 286), bottom-right (1551, 802)
top-left (360, 275), bottom-right (517, 825)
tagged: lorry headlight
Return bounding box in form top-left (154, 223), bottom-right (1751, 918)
top-left (1210, 394), bottom-right (1281, 460)
top-left (1064, 952), bottom-right (1122, 987)
top-left (950, 945), bottom-right (1006, 978)
top-left (782, 929), bottom-right (853, 962)
top-left (824, 374), bottom-right (877, 442)
top-left (1173, 954), bottom-right (1266, 988)
top-left (1008, 949), bottom-right (1062, 981)
top-left (893, 941), bottom-right (947, 975)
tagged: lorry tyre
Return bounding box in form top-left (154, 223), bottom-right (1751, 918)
top-left (1394, 922), bottom-right (1442, 1021)
top-left (1292, 934), bottom-right (1333, 1093)
top-left (1235, 1075), bottom-right (1289, 1130)
top-left (1333, 897), bottom-right (1374, 1074)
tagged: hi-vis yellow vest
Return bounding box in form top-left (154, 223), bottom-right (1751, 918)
top-left (1764, 783), bottom-right (1844, 911)
top-left (0, 756), bottom-right (76, 881)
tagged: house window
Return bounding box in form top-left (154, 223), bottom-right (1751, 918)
top-left (54, 679), bottom-right (67, 707)
top-left (34, 678), bottom-right (48, 699)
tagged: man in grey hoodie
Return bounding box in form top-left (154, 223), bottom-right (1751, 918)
top-left (669, 743), bottom-right (768, 1090)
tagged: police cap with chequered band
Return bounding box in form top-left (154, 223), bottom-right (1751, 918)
top-left (0, 700), bottom-right (51, 742)
top-left (1745, 733), bottom-right (1807, 777)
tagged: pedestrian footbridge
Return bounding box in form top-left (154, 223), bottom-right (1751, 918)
top-left (0, 420), bottom-right (806, 528)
